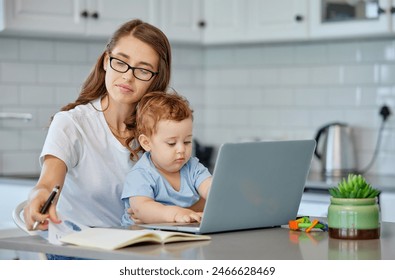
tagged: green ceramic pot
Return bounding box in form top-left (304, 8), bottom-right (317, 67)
top-left (327, 197), bottom-right (380, 240)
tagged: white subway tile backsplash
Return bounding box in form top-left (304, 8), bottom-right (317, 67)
top-left (70, 65), bottom-right (91, 85)
top-left (379, 64), bottom-right (395, 84)
top-left (0, 38), bottom-right (18, 60)
top-left (37, 64), bottom-right (72, 84)
top-left (1, 62), bottom-right (37, 83)
top-left (219, 108), bottom-right (250, 126)
top-left (179, 87), bottom-right (205, 107)
top-left (2, 151), bottom-right (40, 175)
top-left (250, 68), bottom-right (280, 86)
top-left (171, 67), bottom-right (198, 87)
top-left (19, 39), bottom-right (54, 62)
top-left (261, 45), bottom-right (294, 65)
top-left (0, 85), bottom-right (18, 104)
top-left (37, 108), bottom-right (57, 128)
top-left (87, 42), bottom-right (106, 62)
top-left (205, 47), bottom-right (235, 67)
top-left (293, 88), bottom-right (327, 107)
top-left (172, 46), bottom-right (204, 67)
top-left (55, 41), bottom-right (88, 63)
top-left (262, 88), bottom-right (293, 106)
top-left (204, 108), bottom-right (220, 126)
top-left (278, 109), bottom-right (310, 128)
top-left (344, 108), bottom-right (380, 128)
top-left (278, 67), bottom-right (309, 85)
top-left (343, 64), bottom-right (379, 85)
top-left (324, 88), bottom-right (359, 107)
top-left (295, 44), bottom-right (327, 65)
top-left (218, 68), bottom-right (250, 86)
top-left (359, 87), bottom-right (383, 107)
top-left (309, 66), bottom-right (342, 85)
top-left (0, 105), bottom-right (37, 129)
top-left (360, 40), bottom-right (395, 62)
top-left (327, 41), bottom-right (360, 63)
top-left (309, 109), bottom-right (346, 128)
top-left (234, 45), bottom-right (266, 66)
top-left (250, 109), bottom-right (279, 127)
top-left (0, 36), bottom-right (394, 176)
top-left (204, 69), bottom-right (221, 86)
top-left (20, 129), bottom-right (47, 150)
top-left (20, 85), bottom-right (55, 105)
top-left (55, 86), bottom-right (80, 106)
top-left (0, 130), bottom-right (19, 151)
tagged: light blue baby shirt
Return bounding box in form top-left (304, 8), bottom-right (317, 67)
top-left (121, 152), bottom-right (211, 226)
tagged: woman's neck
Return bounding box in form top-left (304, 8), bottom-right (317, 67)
top-left (101, 95), bottom-right (135, 131)
top-left (101, 95), bottom-right (135, 144)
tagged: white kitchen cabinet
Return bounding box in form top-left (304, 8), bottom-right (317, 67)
top-left (203, 0), bottom-right (308, 44)
top-left (158, 0), bottom-right (203, 43)
top-left (298, 190), bottom-right (331, 218)
top-left (309, 0), bottom-right (392, 39)
top-left (202, 0), bottom-right (245, 44)
top-left (380, 192), bottom-right (395, 222)
top-left (245, 0), bottom-right (308, 42)
top-left (0, 0), bottom-right (159, 38)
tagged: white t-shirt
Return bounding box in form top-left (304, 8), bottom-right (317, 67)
top-left (40, 98), bottom-right (134, 227)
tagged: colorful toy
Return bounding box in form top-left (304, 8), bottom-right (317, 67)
top-left (288, 217), bottom-right (328, 233)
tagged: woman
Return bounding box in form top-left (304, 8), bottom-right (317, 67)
top-left (23, 19), bottom-right (172, 232)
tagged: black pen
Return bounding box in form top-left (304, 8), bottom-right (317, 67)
top-left (32, 186), bottom-right (60, 230)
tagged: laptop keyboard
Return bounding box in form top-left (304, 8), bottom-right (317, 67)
top-left (176, 222), bottom-right (201, 227)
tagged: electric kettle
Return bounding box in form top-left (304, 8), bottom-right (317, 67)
top-left (314, 122), bottom-right (357, 177)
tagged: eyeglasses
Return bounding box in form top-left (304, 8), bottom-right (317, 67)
top-left (109, 57), bottom-right (158, 81)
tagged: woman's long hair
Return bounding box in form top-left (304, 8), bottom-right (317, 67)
top-left (58, 19), bottom-right (172, 159)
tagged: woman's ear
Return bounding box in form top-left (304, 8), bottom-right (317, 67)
top-left (138, 134), bottom-right (151, 151)
top-left (103, 54), bottom-right (108, 71)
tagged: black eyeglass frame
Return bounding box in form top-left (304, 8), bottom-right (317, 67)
top-left (108, 56), bottom-right (159, 81)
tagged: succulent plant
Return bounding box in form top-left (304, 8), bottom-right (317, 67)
top-left (328, 174), bottom-right (381, 199)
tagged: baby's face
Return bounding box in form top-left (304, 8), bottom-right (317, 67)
top-left (148, 118), bottom-right (193, 174)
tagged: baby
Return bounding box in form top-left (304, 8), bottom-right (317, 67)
top-left (121, 91), bottom-right (212, 226)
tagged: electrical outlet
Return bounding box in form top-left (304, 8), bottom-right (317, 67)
top-left (379, 105), bottom-right (391, 121)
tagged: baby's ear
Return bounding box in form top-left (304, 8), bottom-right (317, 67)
top-left (138, 134), bottom-right (151, 151)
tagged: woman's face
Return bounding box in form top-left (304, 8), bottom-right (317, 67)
top-left (103, 35), bottom-right (159, 108)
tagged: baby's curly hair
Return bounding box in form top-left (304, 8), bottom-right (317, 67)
top-left (127, 91), bottom-right (193, 161)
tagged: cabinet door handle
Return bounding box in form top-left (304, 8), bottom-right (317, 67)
top-left (91, 12), bottom-right (99, 19)
top-left (295, 15), bottom-right (303, 22)
top-left (81, 10), bottom-right (89, 18)
top-left (378, 7), bottom-right (386, 14)
top-left (391, 7), bottom-right (395, 14)
top-left (198, 20), bottom-right (206, 28)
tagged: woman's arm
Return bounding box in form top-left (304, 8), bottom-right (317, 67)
top-left (23, 155), bottom-right (67, 230)
top-left (130, 196), bottom-right (202, 224)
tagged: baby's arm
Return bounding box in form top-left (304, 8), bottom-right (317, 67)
top-left (197, 176), bottom-right (212, 200)
top-left (130, 196), bottom-right (202, 224)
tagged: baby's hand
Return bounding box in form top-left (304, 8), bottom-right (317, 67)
top-left (174, 209), bottom-right (202, 223)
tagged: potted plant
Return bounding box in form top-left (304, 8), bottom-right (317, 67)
top-left (327, 174), bottom-right (381, 240)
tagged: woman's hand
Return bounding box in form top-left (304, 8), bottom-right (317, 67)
top-left (24, 155), bottom-right (66, 231)
top-left (24, 188), bottom-right (61, 230)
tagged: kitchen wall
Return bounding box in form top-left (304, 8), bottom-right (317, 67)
top-left (0, 36), bottom-right (205, 176)
top-left (202, 38), bottom-right (395, 175)
top-left (0, 36), bottom-right (394, 176)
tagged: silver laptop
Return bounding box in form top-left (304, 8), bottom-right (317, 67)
top-left (140, 140), bottom-right (316, 234)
